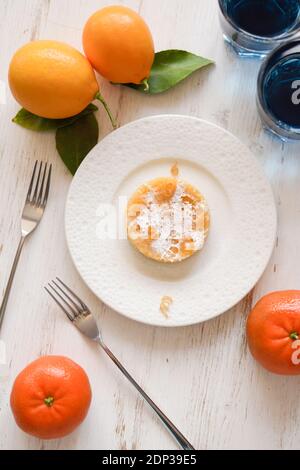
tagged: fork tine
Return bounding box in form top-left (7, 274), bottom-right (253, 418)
top-left (56, 277), bottom-right (88, 310)
top-left (26, 160), bottom-right (38, 201)
top-left (42, 164), bottom-right (52, 207)
top-left (52, 279), bottom-right (83, 313)
top-left (45, 282), bottom-right (79, 320)
top-left (37, 162), bottom-right (47, 206)
top-left (44, 286), bottom-right (74, 321)
top-left (49, 281), bottom-right (79, 317)
top-left (32, 161), bottom-right (43, 204)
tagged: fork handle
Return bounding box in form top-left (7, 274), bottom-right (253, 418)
top-left (0, 236), bottom-right (25, 330)
top-left (98, 340), bottom-right (195, 450)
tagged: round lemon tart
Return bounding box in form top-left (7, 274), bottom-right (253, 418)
top-left (127, 177), bottom-right (210, 263)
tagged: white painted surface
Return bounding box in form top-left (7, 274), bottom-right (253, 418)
top-left (0, 0), bottom-right (299, 451)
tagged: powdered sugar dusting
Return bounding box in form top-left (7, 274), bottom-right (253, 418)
top-left (128, 179), bottom-right (210, 263)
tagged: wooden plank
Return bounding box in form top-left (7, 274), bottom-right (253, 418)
top-left (0, 0), bottom-right (300, 450)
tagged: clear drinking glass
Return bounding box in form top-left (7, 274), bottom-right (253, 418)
top-left (218, 0), bottom-right (300, 58)
top-left (257, 39), bottom-right (300, 140)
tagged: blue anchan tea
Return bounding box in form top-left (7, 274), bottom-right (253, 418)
top-left (219, 0), bottom-right (300, 57)
top-left (258, 40), bottom-right (300, 139)
top-left (226, 0), bottom-right (300, 37)
top-left (264, 57), bottom-right (300, 128)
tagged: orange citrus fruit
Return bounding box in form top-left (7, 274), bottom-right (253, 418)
top-left (247, 291), bottom-right (300, 375)
top-left (82, 5), bottom-right (155, 84)
top-left (10, 356), bottom-right (92, 439)
top-left (9, 40), bottom-right (99, 119)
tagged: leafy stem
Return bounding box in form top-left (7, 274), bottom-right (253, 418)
top-left (123, 50), bottom-right (214, 94)
top-left (95, 92), bottom-right (117, 130)
top-left (141, 78), bottom-right (150, 92)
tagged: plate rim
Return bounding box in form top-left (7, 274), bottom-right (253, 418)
top-left (65, 114), bottom-right (277, 327)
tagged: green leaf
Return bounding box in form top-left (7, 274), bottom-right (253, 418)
top-left (56, 113), bottom-right (99, 175)
top-left (125, 50), bottom-right (214, 94)
top-left (12, 103), bottom-right (98, 132)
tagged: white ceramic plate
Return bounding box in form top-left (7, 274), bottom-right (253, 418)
top-left (65, 115), bottom-right (277, 327)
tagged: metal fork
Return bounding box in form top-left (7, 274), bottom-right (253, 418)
top-left (0, 161), bottom-right (52, 330)
top-left (45, 278), bottom-right (195, 451)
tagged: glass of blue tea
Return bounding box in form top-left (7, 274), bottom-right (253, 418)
top-left (218, 0), bottom-right (300, 58)
top-left (257, 40), bottom-right (300, 139)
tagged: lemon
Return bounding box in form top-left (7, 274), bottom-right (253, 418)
top-left (9, 40), bottom-right (99, 119)
top-left (83, 6), bottom-right (154, 84)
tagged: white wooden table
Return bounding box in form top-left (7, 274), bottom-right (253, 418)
top-left (1, 0), bottom-right (300, 451)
